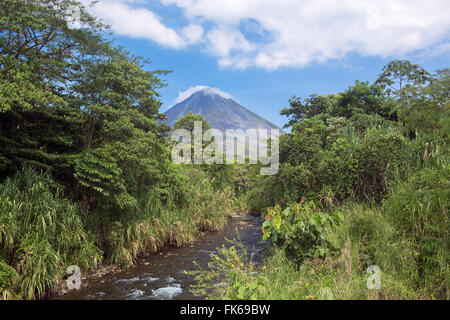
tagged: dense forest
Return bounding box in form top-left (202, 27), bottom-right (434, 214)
top-left (191, 61), bottom-right (449, 299)
top-left (0, 0), bottom-right (448, 300)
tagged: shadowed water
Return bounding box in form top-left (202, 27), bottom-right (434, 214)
top-left (54, 214), bottom-right (265, 300)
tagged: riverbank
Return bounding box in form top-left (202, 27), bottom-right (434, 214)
top-left (191, 196), bottom-right (449, 300)
top-left (0, 166), bottom-right (245, 300)
top-left (53, 211), bottom-right (250, 298)
top-left (53, 214), bottom-right (265, 300)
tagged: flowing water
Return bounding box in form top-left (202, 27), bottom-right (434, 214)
top-left (54, 214), bottom-right (266, 300)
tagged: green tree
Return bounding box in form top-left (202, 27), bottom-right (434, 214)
top-left (280, 94), bottom-right (336, 128)
top-left (173, 111), bottom-right (211, 133)
top-left (173, 112), bottom-right (211, 162)
top-left (72, 48), bottom-right (177, 210)
top-left (0, 0), bottom-right (182, 210)
top-left (398, 68), bottom-right (449, 137)
top-left (0, 0), bottom-right (105, 181)
top-left (332, 81), bottom-right (387, 119)
top-left (375, 59), bottom-right (431, 99)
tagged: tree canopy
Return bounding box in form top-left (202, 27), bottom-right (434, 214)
top-left (0, 0), bottom-right (182, 210)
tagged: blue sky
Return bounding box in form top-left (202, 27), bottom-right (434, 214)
top-left (84, 0), bottom-right (450, 128)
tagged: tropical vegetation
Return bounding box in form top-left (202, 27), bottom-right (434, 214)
top-left (0, 0), bottom-right (448, 300)
top-left (190, 61), bottom-right (449, 300)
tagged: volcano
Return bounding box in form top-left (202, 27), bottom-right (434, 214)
top-left (163, 87), bottom-right (280, 131)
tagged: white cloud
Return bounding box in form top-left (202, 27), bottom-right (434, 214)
top-left (206, 27), bottom-right (255, 57)
top-left (181, 24), bottom-right (204, 45)
top-left (175, 86), bottom-right (234, 103)
top-left (89, 0), bottom-right (450, 69)
top-left (88, 0), bottom-right (202, 48)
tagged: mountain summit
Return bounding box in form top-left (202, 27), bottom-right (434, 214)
top-left (163, 87), bottom-right (280, 131)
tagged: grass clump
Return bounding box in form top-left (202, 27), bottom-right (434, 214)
top-left (88, 167), bottom-right (237, 268)
top-left (0, 166), bottom-right (102, 299)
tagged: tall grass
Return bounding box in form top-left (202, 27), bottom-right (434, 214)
top-left (0, 165), bottom-right (241, 299)
top-left (0, 166), bottom-right (101, 299)
top-left (205, 187), bottom-right (448, 299)
top-left (85, 167), bottom-right (237, 268)
top-left (382, 165), bottom-right (449, 297)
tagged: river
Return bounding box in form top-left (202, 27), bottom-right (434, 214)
top-left (54, 214), bottom-right (266, 300)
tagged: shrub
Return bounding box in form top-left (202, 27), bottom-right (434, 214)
top-left (354, 128), bottom-right (409, 201)
top-left (0, 259), bottom-right (19, 300)
top-left (186, 239), bottom-right (260, 300)
top-left (262, 201), bottom-right (343, 262)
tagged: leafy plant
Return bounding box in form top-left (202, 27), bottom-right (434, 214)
top-left (187, 239), bottom-right (261, 300)
top-left (0, 260), bottom-right (20, 300)
top-left (262, 201), bottom-right (343, 262)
